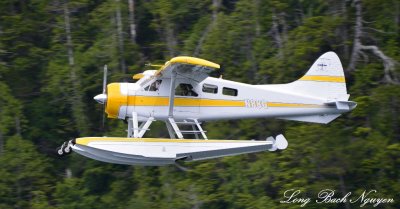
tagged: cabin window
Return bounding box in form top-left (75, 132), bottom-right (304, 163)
top-left (145, 80), bottom-right (162, 91)
top-left (222, 87), bottom-right (238, 96)
top-left (202, 84), bottom-right (218, 94)
top-left (175, 83), bottom-right (198, 97)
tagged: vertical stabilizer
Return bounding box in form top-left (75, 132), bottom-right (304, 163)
top-left (287, 52), bottom-right (349, 101)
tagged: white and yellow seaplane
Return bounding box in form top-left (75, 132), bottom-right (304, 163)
top-left (57, 52), bottom-right (356, 166)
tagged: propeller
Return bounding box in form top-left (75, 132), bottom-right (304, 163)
top-left (94, 65), bottom-right (108, 129)
top-left (94, 65), bottom-right (108, 104)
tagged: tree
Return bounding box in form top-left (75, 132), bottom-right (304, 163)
top-left (0, 82), bottom-right (23, 154)
top-left (348, 0), bottom-right (398, 84)
top-left (0, 136), bottom-right (54, 208)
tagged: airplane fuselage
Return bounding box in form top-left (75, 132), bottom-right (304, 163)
top-left (105, 77), bottom-right (347, 122)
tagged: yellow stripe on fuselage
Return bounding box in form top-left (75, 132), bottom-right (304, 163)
top-left (266, 102), bottom-right (322, 108)
top-left (134, 96), bottom-right (245, 107)
top-left (299, 75), bottom-right (345, 83)
top-left (200, 99), bottom-right (244, 107)
top-left (134, 97), bottom-right (325, 108)
top-left (134, 96), bottom-right (324, 108)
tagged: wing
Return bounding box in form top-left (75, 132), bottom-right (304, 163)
top-left (154, 56), bottom-right (220, 82)
top-left (155, 57), bottom-right (220, 119)
top-left (133, 56), bottom-right (220, 120)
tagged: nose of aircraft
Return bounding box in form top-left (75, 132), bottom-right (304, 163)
top-left (94, 93), bottom-right (107, 104)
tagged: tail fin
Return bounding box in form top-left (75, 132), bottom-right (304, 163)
top-left (274, 52), bottom-right (356, 124)
top-left (288, 52), bottom-right (349, 101)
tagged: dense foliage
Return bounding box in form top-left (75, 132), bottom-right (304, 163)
top-left (0, 0), bottom-right (399, 208)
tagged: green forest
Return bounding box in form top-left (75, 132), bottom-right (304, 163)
top-left (1, 0), bottom-right (399, 208)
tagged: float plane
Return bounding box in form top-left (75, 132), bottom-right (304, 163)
top-left (57, 52), bottom-right (356, 166)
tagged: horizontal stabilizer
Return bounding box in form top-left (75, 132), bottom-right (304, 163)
top-left (325, 100), bottom-right (357, 110)
top-left (278, 114), bottom-right (341, 124)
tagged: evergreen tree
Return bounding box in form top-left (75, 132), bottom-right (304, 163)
top-left (0, 0), bottom-right (399, 208)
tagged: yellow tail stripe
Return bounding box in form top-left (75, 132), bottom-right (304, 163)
top-left (299, 75), bottom-right (345, 83)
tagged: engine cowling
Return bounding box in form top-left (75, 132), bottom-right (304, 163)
top-left (106, 83), bottom-right (128, 119)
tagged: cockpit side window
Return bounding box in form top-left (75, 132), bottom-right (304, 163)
top-left (202, 83), bottom-right (218, 94)
top-left (145, 80), bottom-right (162, 91)
top-left (175, 83), bottom-right (198, 97)
top-left (222, 87), bottom-right (238, 96)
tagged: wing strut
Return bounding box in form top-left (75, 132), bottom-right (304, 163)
top-left (127, 111), bottom-right (154, 138)
top-left (168, 70), bottom-right (177, 117)
top-left (166, 70), bottom-right (185, 139)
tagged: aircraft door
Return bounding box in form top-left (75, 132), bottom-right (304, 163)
top-left (173, 80), bottom-right (200, 117)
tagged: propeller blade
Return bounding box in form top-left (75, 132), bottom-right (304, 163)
top-left (102, 103), bottom-right (106, 131)
top-left (103, 65), bottom-right (107, 94)
top-left (99, 64), bottom-right (108, 132)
